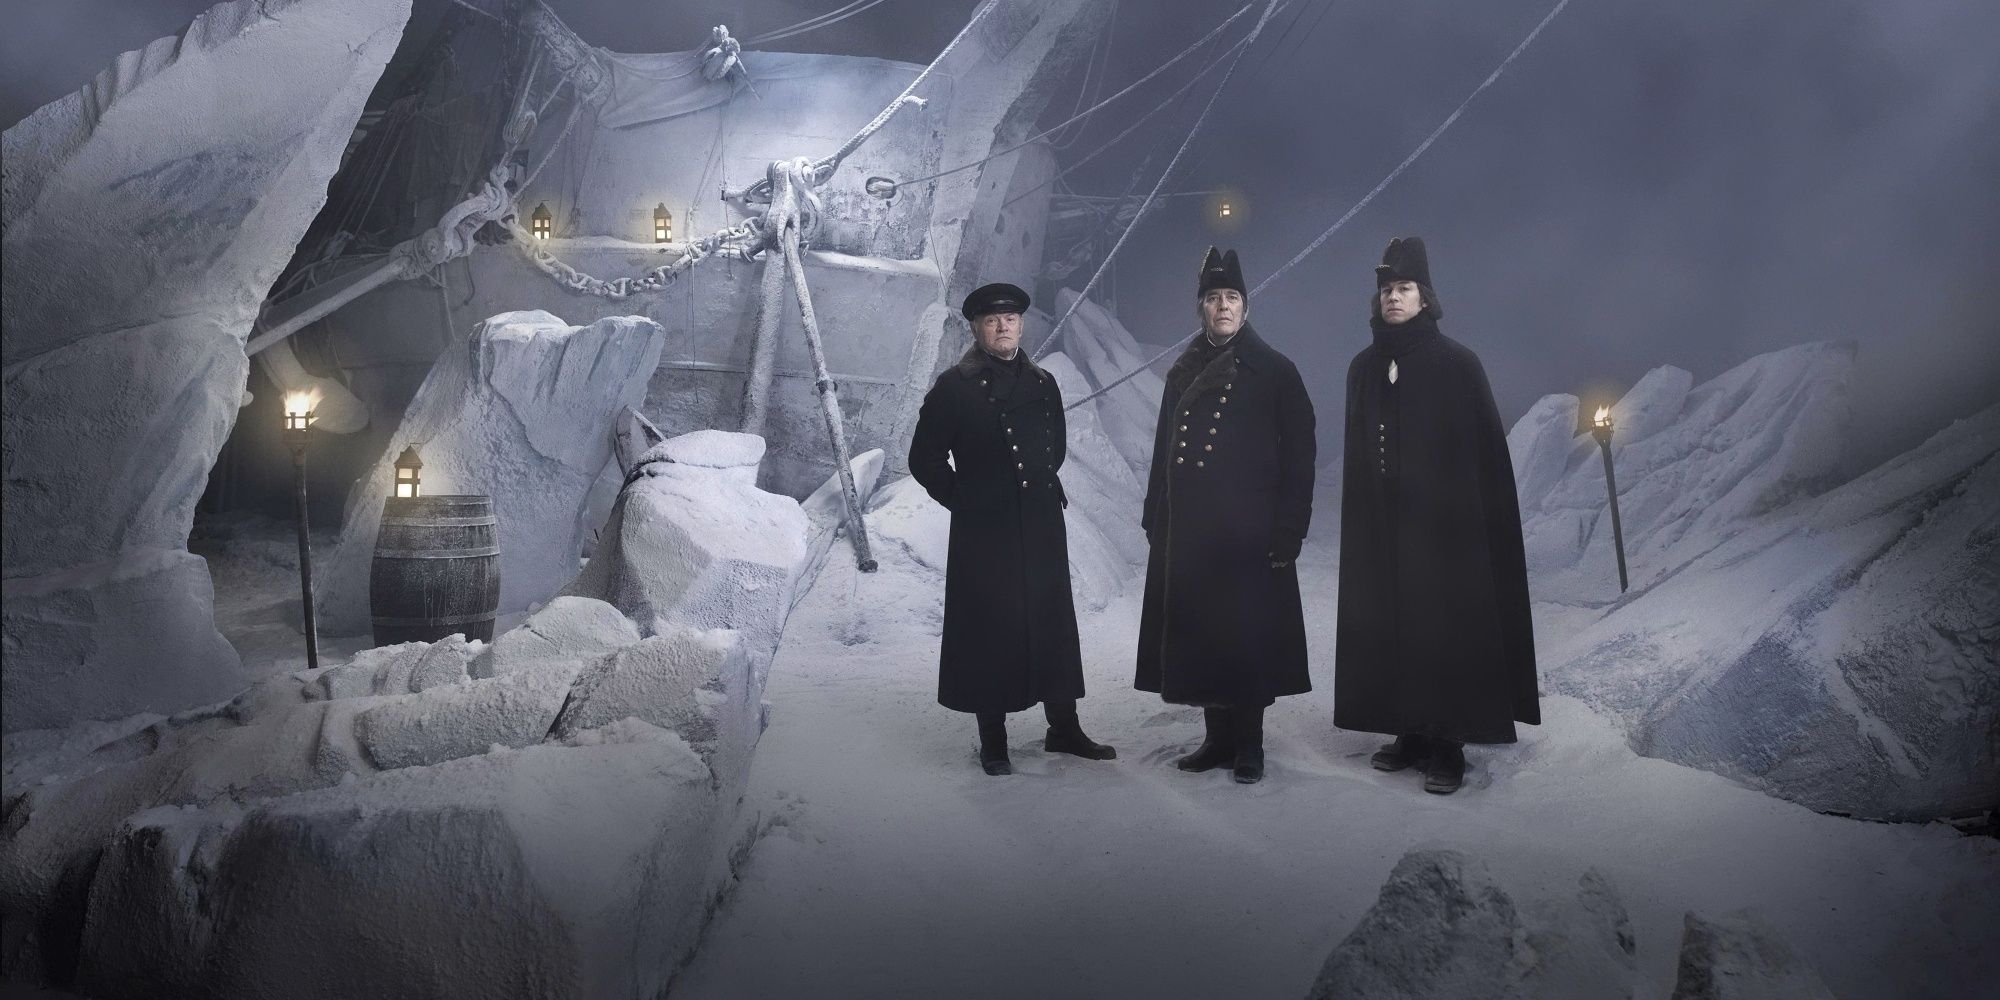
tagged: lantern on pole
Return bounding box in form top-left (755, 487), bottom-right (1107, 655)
top-left (654, 203), bottom-right (673, 243)
top-left (1589, 405), bottom-right (1630, 593)
top-left (394, 445), bottom-right (424, 499)
top-left (1218, 201), bottom-right (1233, 218)
top-left (282, 391), bottom-right (322, 668)
top-left (531, 202), bottom-right (552, 240)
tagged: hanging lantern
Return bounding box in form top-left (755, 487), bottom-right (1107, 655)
top-left (531, 202), bottom-right (552, 240)
top-left (283, 391), bottom-right (317, 432)
top-left (394, 445), bottom-right (424, 499)
top-left (654, 203), bottom-right (673, 243)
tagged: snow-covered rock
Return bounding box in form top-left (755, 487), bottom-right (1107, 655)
top-left (353, 661), bottom-right (575, 772)
top-left (1305, 849), bottom-right (1638, 1000)
top-left (1543, 402), bottom-right (2000, 820)
top-left (1669, 911), bottom-right (1835, 1000)
top-left (470, 595), bottom-right (641, 680)
top-left (73, 734), bottom-right (728, 1000)
top-left (1507, 393), bottom-right (1580, 513)
top-left (1515, 342), bottom-right (1853, 603)
top-left (550, 628), bottom-right (745, 742)
top-left (0, 0), bottom-right (413, 733)
top-left (307, 640), bottom-right (431, 699)
top-left (1050, 289), bottom-right (1165, 477)
top-left (565, 432), bottom-right (810, 684)
top-left (657, 428), bottom-right (768, 488)
top-left (1029, 349), bottom-right (1150, 609)
top-left (9, 586), bottom-right (777, 994)
top-left (318, 310), bottom-right (665, 635)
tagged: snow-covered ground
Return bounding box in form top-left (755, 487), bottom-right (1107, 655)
top-left (666, 487), bottom-right (1997, 999)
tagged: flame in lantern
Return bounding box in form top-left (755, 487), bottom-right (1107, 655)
top-left (1593, 405), bottom-right (1610, 426)
top-left (284, 390), bottom-right (322, 419)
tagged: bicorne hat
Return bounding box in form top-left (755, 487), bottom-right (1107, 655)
top-left (1374, 236), bottom-right (1442, 318)
top-left (961, 282), bottom-right (1031, 321)
top-left (1197, 246), bottom-right (1246, 299)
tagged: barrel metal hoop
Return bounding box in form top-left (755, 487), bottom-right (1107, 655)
top-left (371, 611), bottom-right (498, 628)
top-left (380, 515), bottom-right (497, 527)
top-left (372, 546), bottom-right (503, 559)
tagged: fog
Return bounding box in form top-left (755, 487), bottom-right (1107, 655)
top-left (9, 0), bottom-right (1994, 473)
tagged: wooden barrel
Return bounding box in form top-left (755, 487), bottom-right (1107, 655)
top-left (370, 495), bottom-right (501, 646)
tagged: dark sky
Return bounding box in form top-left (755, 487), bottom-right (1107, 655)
top-left (6, 0), bottom-right (1997, 474)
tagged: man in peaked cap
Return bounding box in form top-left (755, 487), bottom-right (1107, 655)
top-left (1135, 248), bottom-right (1317, 784)
top-left (908, 282), bottom-right (1116, 775)
top-left (1333, 236), bottom-right (1540, 794)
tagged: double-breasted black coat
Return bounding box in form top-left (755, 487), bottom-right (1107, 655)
top-left (1333, 314), bottom-right (1540, 743)
top-left (909, 346), bottom-right (1085, 714)
top-left (1135, 324), bottom-right (1317, 706)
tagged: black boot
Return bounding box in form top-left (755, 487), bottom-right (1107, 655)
top-left (976, 712), bottom-right (1012, 776)
top-left (1370, 734), bottom-right (1427, 772)
top-left (1423, 739), bottom-right (1465, 794)
top-left (1175, 709), bottom-right (1234, 772)
top-left (1231, 706), bottom-right (1266, 785)
top-left (1043, 699), bottom-right (1116, 760)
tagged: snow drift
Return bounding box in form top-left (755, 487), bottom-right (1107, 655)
top-left (0, 437), bottom-right (812, 996)
top-left (1518, 343), bottom-right (1998, 820)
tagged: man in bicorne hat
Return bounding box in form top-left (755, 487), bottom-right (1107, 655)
top-left (909, 282), bottom-right (1117, 775)
top-left (1333, 236), bottom-right (1540, 794)
top-left (1135, 249), bottom-right (1317, 784)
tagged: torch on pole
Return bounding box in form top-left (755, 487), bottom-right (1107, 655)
top-left (283, 393), bottom-right (322, 669)
top-left (1589, 406), bottom-right (1629, 593)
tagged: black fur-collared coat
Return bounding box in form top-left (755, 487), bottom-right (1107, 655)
top-left (1135, 324), bottom-right (1317, 706)
top-left (909, 346), bottom-right (1084, 714)
top-left (1333, 314), bottom-right (1540, 744)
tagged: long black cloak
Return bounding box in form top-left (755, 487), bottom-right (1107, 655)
top-left (1333, 314), bottom-right (1540, 743)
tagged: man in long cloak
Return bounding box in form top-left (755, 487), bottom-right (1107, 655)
top-left (1333, 237), bottom-right (1540, 794)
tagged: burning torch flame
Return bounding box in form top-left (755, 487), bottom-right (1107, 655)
top-left (1593, 405), bottom-right (1611, 427)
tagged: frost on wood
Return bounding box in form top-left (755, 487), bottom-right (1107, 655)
top-left (0, 0), bottom-right (413, 733)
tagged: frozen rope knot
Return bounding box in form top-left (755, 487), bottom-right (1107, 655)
top-left (749, 157), bottom-right (826, 255)
top-left (699, 26), bottom-right (745, 83)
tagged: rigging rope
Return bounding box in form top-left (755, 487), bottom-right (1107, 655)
top-left (1046, 0), bottom-right (1116, 151)
top-left (1032, 0), bottom-right (1282, 362)
top-left (1061, 0), bottom-right (1577, 410)
top-left (748, 0), bottom-right (897, 46)
top-left (507, 0), bottom-right (1001, 298)
top-left (890, 2), bottom-right (1257, 191)
top-left (1002, 27), bottom-right (1255, 210)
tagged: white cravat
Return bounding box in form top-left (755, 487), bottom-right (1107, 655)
top-left (1388, 359), bottom-right (1399, 384)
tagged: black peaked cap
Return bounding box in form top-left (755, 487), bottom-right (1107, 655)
top-left (962, 282), bottom-right (1031, 321)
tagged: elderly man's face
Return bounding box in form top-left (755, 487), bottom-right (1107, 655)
top-left (1198, 288), bottom-right (1246, 339)
top-left (973, 310), bottom-right (1023, 357)
top-left (1379, 280), bottom-right (1423, 324)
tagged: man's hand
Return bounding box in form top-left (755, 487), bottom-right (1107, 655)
top-left (1267, 535), bottom-right (1302, 568)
